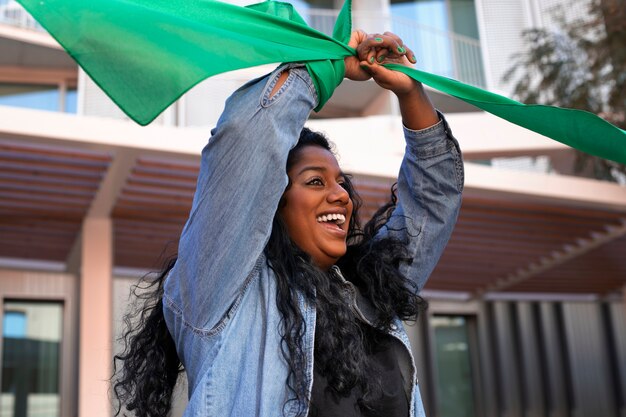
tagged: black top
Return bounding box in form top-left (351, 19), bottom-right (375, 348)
top-left (309, 326), bottom-right (410, 417)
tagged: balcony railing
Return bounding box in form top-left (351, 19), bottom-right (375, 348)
top-left (302, 8), bottom-right (486, 88)
top-left (0, 1), bottom-right (485, 88)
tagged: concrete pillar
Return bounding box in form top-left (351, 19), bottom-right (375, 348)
top-left (78, 217), bottom-right (113, 417)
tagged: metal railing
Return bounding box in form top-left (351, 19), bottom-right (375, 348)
top-left (300, 8), bottom-right (486, 87)
top-left (0, 1), bottom-right (486, 87)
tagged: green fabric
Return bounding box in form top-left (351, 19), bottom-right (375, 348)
top-left (16, 0), bottom-right (626, 165)
top-left (387, 64), bottom-right (626, 164)
top-left (245, 0), bottom-right (347, 110)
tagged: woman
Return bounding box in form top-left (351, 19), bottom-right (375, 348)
top-left (114, 31), bottom-right (463, 417)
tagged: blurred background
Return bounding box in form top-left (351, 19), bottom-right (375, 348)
top-left (0, 0), bottom-right (624, 416)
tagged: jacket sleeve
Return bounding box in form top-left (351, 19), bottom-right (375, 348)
top-left (376, 114), bottom-right (463, 292)
top-left (165, 65), bottom-right (318, 331)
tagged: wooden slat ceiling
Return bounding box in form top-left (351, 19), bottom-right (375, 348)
top-left (112, 156), bottom-right (194, 269)
top-left (0, 140), bottom-right (110, 261)
top-left (433, 200), bottom-right (626, 294)
top-left (1, 140), bottom-right (625, 296)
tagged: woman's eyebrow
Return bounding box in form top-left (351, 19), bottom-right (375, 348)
top-left (296, 167), bottom-right (349, 185)
top-left (297, 166), bottom-right (326, 176)
top-left (297, 166), bottom-right (346, 179)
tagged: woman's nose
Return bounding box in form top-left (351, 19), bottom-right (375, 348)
top-left (327, 182), bottom-right (350, 205)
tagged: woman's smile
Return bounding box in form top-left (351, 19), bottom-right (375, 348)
top-left (315, 210), bottom-right (348, 237)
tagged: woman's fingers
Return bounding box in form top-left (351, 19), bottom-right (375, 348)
top-left (356, 33), bottom-right (405, 62)
top-left (355, 34), bottom-right (379, 64)
top-left (382, 32), bottom-right (417, 64)
top-left (345, 30), bottom-right (373, 81)
top-left (405, 46), bottom-right (417, 64)
top-left (354, 32), bottom-right (417, 65)
top-left (347, 30), bottom-right (416, 81)
top-left (347, 29), bottom-right (368, 49)
top-left (382, 31), bottom-right (406, 55)
top-left (375, 48), bottom-right (388, 63)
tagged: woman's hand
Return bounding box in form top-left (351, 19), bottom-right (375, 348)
top-left (344, 30), bottom-right (372, 82)
top-left (344, 31), bottom-right (417, 96)
top-left (344, 30), bottom-right (439, 130)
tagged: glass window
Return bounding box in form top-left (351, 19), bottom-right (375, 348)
top-left (64, 90), bottom-right (78, 113)
top-left (1, 300), bottom-right (63, 417)
top-left (2, 312), bottom-right (26, 339)
top-left (431, 315), bottom-right (476, 417)
top-left (449, 0), bottom-right (479, 39)
top-left (283, 0), bottom-right (337, 35)
top-left (390, 0), bottom-right (454, 78)
top-left (389, 0), bottom-right (485, 86)
top-left (0, 84), bottom-right (77, 113)
top-left (390, 0), bottom-right (479, 39)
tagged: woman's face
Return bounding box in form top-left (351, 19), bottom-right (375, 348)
top-left (280, 145), bottom-right (353, 270)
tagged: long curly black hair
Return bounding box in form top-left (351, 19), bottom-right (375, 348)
top-left (113, 127), bottom-right (427, 417)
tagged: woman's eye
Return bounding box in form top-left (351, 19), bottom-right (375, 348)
top-left (338, 182), bottom-right (348, 190)
top-left (307, 178), bottom-right (324, 186)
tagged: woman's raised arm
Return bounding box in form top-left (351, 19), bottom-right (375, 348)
top-left (351, 32), bottom-right (464, 291)
top-left (165, 65), bottom-right (317, 331)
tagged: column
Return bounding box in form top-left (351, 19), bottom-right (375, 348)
top-left (78, 216), bottom-right (113, 417)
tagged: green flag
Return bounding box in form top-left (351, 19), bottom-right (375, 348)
top-left (16, 0), bottom-right (626, 165)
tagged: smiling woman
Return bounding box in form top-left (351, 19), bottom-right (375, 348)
top-left (113, 30), bottom-right (463, 417)
top-left (280, 141), bottom-right (354, 270)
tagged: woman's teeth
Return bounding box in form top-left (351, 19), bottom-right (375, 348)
top-left (316, 213), bottom-right (346, 225)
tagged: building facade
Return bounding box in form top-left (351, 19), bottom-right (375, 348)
top-left (0, 0), bottom-right (625, 416)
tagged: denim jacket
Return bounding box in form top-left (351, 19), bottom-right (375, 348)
top-left (163, 64), bottom-right (464, 417)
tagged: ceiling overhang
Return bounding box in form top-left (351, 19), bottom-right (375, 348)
top-left (1, 106), bottom-right (625, 297)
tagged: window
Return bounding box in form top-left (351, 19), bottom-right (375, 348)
top-left (0, 84), bottom-right (77, 113)
top-left (390, 0), bottom-right (485, 86)
top-left (281, 0), bottom-right (337, 36)
top-left (1, 301), bottom-right (63, 417)
top-left (2, 312), bottom-right (26, 339)
top-left (431, 315), bottom-right (477, 417)
top-left (390, 0), bottom-right (480, 40)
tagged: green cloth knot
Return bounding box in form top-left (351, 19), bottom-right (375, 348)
top-left (249, 0), bottom-right (352, 111)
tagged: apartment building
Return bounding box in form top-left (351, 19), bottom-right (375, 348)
top-left (0, 0), bottom-right (625, 416)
